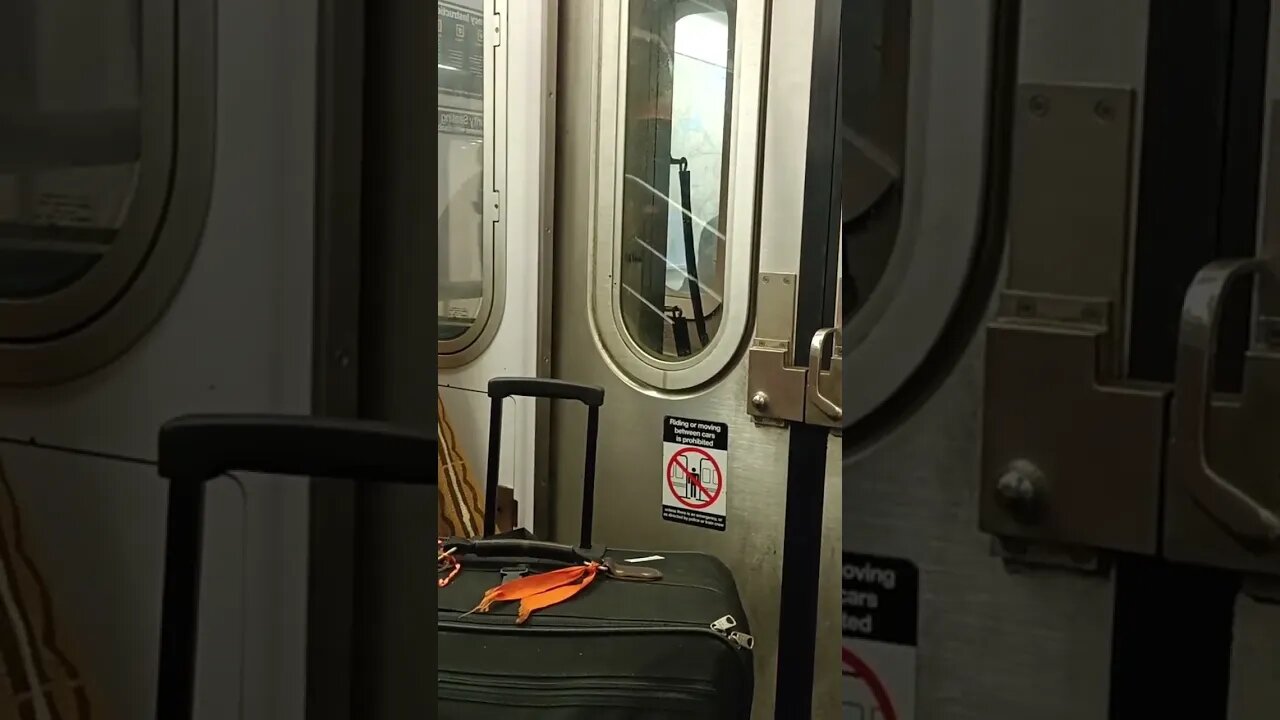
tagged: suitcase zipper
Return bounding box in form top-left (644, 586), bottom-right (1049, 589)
top-left (441, 571), bottom-right (754, 652)
top-left (440, 616), bottom-right (754, 663)
top-left (438, 670), bottom-right (720, 707)
top-left (439, 618), bottom-right (755, 706)
top-left (441, 613), bottom-right (752, 649)
top-left (709, 614), bottom-right (755, 651)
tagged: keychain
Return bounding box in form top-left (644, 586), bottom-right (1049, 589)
top-left (438, 539), bottom-right (461, 588)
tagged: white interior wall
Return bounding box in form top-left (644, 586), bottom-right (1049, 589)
top-left (439, 0), bottom-right (552, 533)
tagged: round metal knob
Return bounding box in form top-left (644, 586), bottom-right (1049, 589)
top-left (996, 459), bottom-right (1047, 521)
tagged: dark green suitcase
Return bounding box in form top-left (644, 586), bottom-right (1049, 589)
top-left (438, 378), bottom-right (754, 719)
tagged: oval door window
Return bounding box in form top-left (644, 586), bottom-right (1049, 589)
top-left (438, 0), bottom-right (507, 367)
top-left (841, 0), bottom-right (908, 329)
top-left (0, 0), bottom-right (214, 385)
top-left (592, 0), bottom-right (765, 390)
top-left (0, 0), bottom-right (141, 301)
top-left (618, 1), bottom-right (734, 362)
top-left (438, 0), bottom-right (488, 343)
top-left (842, 1), bottom-right (1012, 436)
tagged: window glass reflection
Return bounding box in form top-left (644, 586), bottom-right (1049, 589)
top-left (0, 0), bottom-right (141, 298)
top-left (438, 0), bottom-right (486, 342)
top-left (841, 0), bottom-right (908, 325)
top-left (619, 0), bottom-right (733, 361)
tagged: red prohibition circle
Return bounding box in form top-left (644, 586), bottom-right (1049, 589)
top-left (665, 447), bottom-right (722, 510)
top-left (842, 646), bottom-right (897, 720)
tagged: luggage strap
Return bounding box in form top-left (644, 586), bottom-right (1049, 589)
top-left (465, 562), bottom-right (602, 624)
top-left (499, 565), bottom-right (531, 584)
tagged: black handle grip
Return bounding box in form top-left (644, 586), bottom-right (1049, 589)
top-left (444, 538), bottom-right (604, 565)
top-left (487, 377), bottom-right (605, 406)
top-left (157, 414), bottom-right (436, 485)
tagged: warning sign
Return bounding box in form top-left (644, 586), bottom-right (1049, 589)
top-left (661, 416), bottom-right (728, 531)
top-left (842, 552), bottom-right (918, 720)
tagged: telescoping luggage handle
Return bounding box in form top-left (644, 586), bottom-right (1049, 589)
top-left (485, 377), bottom-right (605, 546)
top-left (156, 414), bottom-right (437, 484)
top-left (153, 414), bottom-right (436, 720)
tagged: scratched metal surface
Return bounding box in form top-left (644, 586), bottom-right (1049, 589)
top-left (844, 340), bottom-right (1116, 719)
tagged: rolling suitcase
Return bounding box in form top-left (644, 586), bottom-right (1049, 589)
top-left (151, 414), bottom-right (437, 719)
top-left (438, 377), bottom-right (754, 719)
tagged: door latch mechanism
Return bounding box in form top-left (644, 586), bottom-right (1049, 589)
top-left (746, 273), bottom-right (843, 429)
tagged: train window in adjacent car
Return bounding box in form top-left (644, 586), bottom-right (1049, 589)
top-left (0, 0), bottom-right (141, 299)
top-left (840, 0), bottom-right (908, 328)
top-left (438, 0), bottom-right (499, 358)
top-left (617, 1), bottom-right (733, 362)
top-left (0, 0), bottom-right (214, 386)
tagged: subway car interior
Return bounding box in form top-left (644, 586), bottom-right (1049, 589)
top-left (2, 0), bottom-right (1280, 718)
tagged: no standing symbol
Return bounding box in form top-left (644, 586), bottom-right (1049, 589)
top-left (661, 416), bottom-right (728, 531)
top-left (666, 447), bottom-right (723, 509)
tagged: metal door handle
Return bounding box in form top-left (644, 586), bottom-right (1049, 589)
top-left (807, 328), bottom-right (842, 422)
top-left (1170, 258), bottom-right (1280, 545)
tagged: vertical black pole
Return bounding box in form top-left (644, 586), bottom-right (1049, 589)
top-left (484, 397), bottom-right (504, 538)
top-left (154, 479), bottom-right (206, 720)
top-left (581, 405), bottom-right (600, 548)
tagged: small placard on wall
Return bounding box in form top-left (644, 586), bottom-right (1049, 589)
top-left (660, 416), bottom-right (728, 531)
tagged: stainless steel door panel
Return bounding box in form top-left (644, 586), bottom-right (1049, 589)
top-left (549, 1), bottom-right (821, 717)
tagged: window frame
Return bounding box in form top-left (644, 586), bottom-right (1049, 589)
top-left (842, 0), bottom-right (1011, 434)
top-left (0, 0), bottom-right (215, 385)
top-left (591, 0), bottom-right (767, 391)
top-left (437, 0), bottom-right (508, 368)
